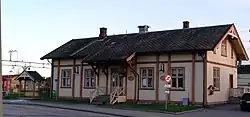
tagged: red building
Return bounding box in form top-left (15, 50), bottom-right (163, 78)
top-left (2, 75), bottom-right (18, 92)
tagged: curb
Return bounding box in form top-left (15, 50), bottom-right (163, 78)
top-left (113, 107), bottom-right (175, 114)
top-left (98, 106), bottom-right (175, 114)
top-left (3, 102), bottom-right (133, 117)
top-left (97, 105), bottom-right (204, 115)
top-left (174, 108), bottom-right (205, 115)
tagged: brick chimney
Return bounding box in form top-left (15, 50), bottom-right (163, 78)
top-left (183, 21), bottom-right (189, 28)
top-left (138, 25), bottom-right (150, 34)
top-left (99, 27), bottom-right (107, 39)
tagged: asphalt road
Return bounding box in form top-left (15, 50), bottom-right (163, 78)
top-left (175, 104), bottom-right (250, 117)
top-left (3, 104), bottom-right (118, 117)
top-left (3, 103), bottom-right (250, 117)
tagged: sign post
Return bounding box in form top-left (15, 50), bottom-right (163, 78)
top-left (0, 2), bottom-right (3, 116)
top-left (164, 74), bottom-right (172, 111)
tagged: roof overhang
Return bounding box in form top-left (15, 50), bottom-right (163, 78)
top-left (85, 59), bottom-right (127, 65)
top-left (215, 24), bottom-right (249, 60)
top-left (15, 71), bottom-right (35, 81)
top-left (126, 52), bottom-right (136, 62)
top-left (229, 25), bottom-right (249, 60)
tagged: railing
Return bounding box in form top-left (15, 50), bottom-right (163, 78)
top-left (89, 87), bottom-right (106, 103)
top-left (229, 87), bottom-right (250, 97)
top-left (110, 87), bottom-right (124, 104)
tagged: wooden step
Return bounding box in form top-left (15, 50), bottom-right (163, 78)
top-left (91, 95), bottom-right (110, 105)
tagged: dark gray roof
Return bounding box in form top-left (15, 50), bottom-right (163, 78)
top-left (41, 38), bottom-right (97, 59)
top-left (15, 71), bottom-right (44, 81)
top-left (27, 71), bottom-right (44, 81)
top-left (41, 24), bottom-right (233, 62)
top-left (238, 65), bottom-right (250, 74)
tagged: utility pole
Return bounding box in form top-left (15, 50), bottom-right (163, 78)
top-left (8, 49), bottom-right (17, 61)
top-left (0, 0), bottom-right (3, 116)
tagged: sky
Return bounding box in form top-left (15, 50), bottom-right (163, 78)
top-left (2, 0), bottom-right (250, 77)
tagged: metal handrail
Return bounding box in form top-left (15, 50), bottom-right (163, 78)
top-left (110, 87), bottom-right (124, 104)
top-left (89, 87), bottom-right (106, 103)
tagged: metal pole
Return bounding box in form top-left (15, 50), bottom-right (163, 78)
top-left (8, 50), bottom-right (12, 61)
top-left (0, 0), bottom-right (3, 116)
top-left (165, 90), bottom-right (168, 110)
top-left (164, 80), bottom-right (171, 111)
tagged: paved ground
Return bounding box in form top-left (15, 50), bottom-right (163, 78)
top-left (3, 104), bottom-right (118, 117)
top-left (2, 100), bottom-right (250, 117)
top-left (175, 104), bottom-right (250, 117)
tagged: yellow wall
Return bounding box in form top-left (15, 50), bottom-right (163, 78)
top-left (206, 38), bottom-right (237, 103)
top-left (131, 53), bottom-right (203, 103)
top-left (207, 39), bottom-right (237, 66)
top-left (52, 44), bottom-right (237, 104)
top-left (53, 53), bottom-right (204, 103)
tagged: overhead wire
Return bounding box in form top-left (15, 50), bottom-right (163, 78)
top-left (2, 64), bottom-right (50, 69)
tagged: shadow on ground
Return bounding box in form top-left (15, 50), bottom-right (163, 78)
top-left (208, 104), bottom-right (241, 111)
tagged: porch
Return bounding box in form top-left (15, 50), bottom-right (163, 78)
top-left (15, 70), bottom-right (44, 97)
top-left (228, 87), bottom-right (250, 103)
top-left (86, 59), bottom-right (137, 105)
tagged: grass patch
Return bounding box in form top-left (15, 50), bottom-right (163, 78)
top-left (111, 102), bottom-right (201, 112)
top-left (3, 93), bottom-right (25, 100)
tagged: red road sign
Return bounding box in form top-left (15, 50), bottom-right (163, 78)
top-left (165, 74), bottom-right (172, 82)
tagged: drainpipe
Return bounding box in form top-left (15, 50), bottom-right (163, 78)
top-left (47, 59), bottom-right (53, 98)
top-left (198, 51), bottom-right (207, 107)
top-left (127, 60), bottom-right (140, 102)
top-left (80, 60), bottom-right (84, 98)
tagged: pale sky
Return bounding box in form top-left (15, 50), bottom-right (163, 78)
top-left (2, 0), bottom-right (250, 77)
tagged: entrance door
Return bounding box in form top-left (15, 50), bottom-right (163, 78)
top-left (111, 68), bottom-right (123, 91)
top-left (229, 74), bottom-right (234, 88)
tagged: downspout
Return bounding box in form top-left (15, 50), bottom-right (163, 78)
top-left (127, 59), bottom-right (139, 102)
top-left (198, 51), bottom-right (207, 107)
top-left (47, 59), bottom-right (52, 64)
top-left (79, 60), bottom-right (84, 98)
top-left (47, 59), bottom-right (53, 99)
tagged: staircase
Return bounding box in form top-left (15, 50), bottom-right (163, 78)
top-left (109, 87), bottom-right (126, 104)
top-left (89, 87), bottom-right (106, 105)
top-left (90, 87), bottom-right (126, 105)
top-left (91, 95), bottom-right (110, 105)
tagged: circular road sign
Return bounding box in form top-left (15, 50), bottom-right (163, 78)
top-left (165, 75), bottom-right (172, 82)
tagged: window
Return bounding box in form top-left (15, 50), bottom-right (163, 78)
top-left (140, 68), bottom-right (154, 89)
top-left (213, 67), bottom-right (220, 91)
top-left (84, 69), bottom-right (96, 89)
top-left (171, 68), bottom-right (185, 89)
top-left (221, 39), bottom-right (227, 56)
top-left (61, 69), bottom-right (72, 88)
top-left (231, 46), bottom-right (234, 58)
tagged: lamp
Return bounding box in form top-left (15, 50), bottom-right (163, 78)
top-left (73, 66), bottom-right (79, 74)
top-left (159, 63), bottom-right (165, 72)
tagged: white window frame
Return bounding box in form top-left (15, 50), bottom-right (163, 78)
top-left (84, 69), bottom-right (96, 89)
top-left (221, 39), bottom-right (227, 56)
top-left (61, 69), bottom-right (72, 88)
top-left (231, 45), bottom-right (234, 59)
top-left (213, 67), bottom-right (220, 91)
top-left (171, 67), bottom-right (185, 89)
top-left (140, 67), bottom-right (154, 89)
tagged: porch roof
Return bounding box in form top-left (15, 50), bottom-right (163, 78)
top-left (15, 71), bottom-right (44, 81)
